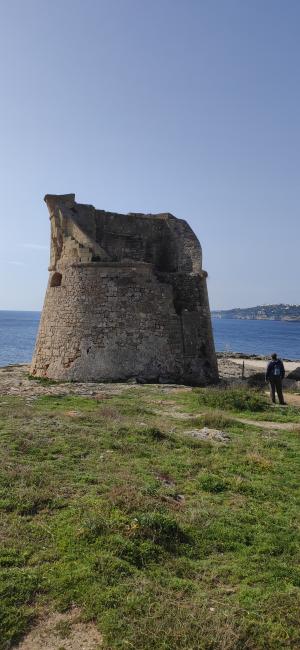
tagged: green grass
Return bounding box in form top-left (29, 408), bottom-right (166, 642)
top-left (173, 386), bottom-right (300, 423)
top-left (0, 387), bottom-right (300, 649)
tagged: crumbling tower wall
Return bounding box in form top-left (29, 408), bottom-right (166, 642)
top-left (30, 194), bottom-right (218, 384)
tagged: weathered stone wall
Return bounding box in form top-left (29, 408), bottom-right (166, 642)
top-left (31, 194), bottom-right (218, 384)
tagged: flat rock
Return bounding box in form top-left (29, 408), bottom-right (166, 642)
top-left (286, 366), bottom-right (300, 380)
top-left (185, 427), bottom-right (230, 443)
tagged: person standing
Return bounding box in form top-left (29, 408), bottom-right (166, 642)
top-left (265, 353), bottom-right (286, 405)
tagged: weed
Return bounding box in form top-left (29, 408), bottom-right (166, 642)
top-left (246, 452), bottom-right (273, 470)
top-left (27, 374), bottom-right (59, 385)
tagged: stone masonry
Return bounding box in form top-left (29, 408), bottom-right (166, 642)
top-left (30, 194), bottom-right (218, 384)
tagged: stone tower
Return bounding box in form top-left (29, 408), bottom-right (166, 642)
top-left (31, 194), bottom-right (218, 384)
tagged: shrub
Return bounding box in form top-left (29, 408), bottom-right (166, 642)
top-left (136, 512), bottom-right (190, 551)
top-left (197, 387), bottom-right (268, 412)
top-left (107, 535), bottom-right (161, 568)
top-left (141, 427), bottom-right (168, 441)
top-left (199, 474), bottom-right (229, 493)
top-left (247, 372), bottom-right (266, 388)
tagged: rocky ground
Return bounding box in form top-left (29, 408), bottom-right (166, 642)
top-left (0, 353), bottom-right (299, 399)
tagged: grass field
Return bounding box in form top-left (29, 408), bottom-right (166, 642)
top-left (0, 385), bottom-right (299, 649)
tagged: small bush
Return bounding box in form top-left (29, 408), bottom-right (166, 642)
top-left (105, 536), bottom-right (161, 568)
top-left (80, 514), bottom-right (108, 540)
top-left (199, 474), bottom-right (229, 493)
top-left (93, 554), bottom-right (134, 584)
top-left (197, 387), bottom-right (268, 412)
top-left (141, 427), bottom-right (168, 441)
top-left (136, 512), bottom-right (190, 551)
top-left (200, 410), bottom-right (234, 429)
top-left (247, 372), bottom-right (266, 388)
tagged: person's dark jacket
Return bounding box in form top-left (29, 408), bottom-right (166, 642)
top-left (265, 359), bottom-right (285, 381)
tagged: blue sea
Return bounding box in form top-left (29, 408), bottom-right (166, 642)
top-left (0, 311), bottom-right (299, 367)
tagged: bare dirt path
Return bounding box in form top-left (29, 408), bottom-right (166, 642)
top-left (153, 406), bottom-right (298, 431)
top-left (233, 417), bottom-right (298, 431)
top-left (272, 391), bottom-right (300, 407)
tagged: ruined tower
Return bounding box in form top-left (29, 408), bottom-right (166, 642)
top-left (31, 194), bottom-right (218, 384)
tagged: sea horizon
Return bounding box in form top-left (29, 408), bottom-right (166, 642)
top-left (1, 310), bottom-right (300, 367)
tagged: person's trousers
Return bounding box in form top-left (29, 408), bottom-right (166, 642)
top-left (269, 377), bottom-right (284, 404)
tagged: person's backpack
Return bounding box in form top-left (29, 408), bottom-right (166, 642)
top-left (273, 360), bottom-right (281, 377)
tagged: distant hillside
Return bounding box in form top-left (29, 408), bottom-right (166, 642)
top-left (212, 304), bottom-right (300, 321)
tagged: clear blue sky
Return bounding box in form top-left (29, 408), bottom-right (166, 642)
top-left (0, 0), bottom-right (299, 310)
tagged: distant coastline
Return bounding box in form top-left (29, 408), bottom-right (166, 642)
top-left (212, 303), bottom-right (300, 322)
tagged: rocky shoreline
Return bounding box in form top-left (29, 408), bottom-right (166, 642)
top-left (217, 351), bottom-right (300, 362)
top-left (216, 353), bottom-right (300, 389)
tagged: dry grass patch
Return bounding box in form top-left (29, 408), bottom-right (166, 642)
top-left (246, 452), bottom-right (274, 470)
top-left (14, 608), bottom-right (102, 650)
